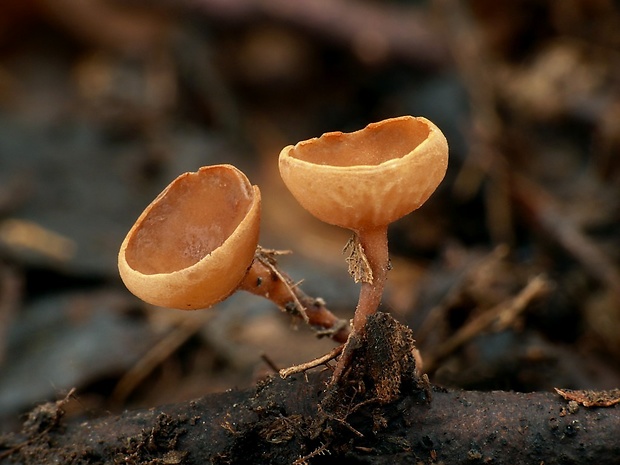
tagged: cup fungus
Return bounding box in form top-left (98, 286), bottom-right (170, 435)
top-left (118, 164), bottom-right (349, 342)
top-left (279, 116), bottom-right (448, 336)
top-left (118, 164), bottom-right (261, 310)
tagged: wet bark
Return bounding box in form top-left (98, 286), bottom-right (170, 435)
top-left (2, 314), bottom-right (619, 465)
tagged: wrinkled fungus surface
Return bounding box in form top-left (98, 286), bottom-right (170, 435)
top-left (279, 115), bottom-right (448, 230)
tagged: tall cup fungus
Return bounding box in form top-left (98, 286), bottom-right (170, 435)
top-left (279, 116), bottom-right (448, 333)
top-left (278, 116), bottom-right (448, 231)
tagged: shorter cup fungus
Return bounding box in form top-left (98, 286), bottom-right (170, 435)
top-left (118, 163), bottom-right (349, 342)
top-left (118, 164), bottom-right (260, 309)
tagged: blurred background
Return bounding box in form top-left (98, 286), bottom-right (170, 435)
top-left (0, 0), bottom-right (619, 432)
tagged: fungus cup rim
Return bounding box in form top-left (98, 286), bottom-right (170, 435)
top-left (281, 115), bottom-right (434, 170)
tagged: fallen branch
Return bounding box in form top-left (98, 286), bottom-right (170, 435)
top-left (2, 375), bottom-right (619, 464)
top-left (422, 274), bottom-right (551, 373)
top-left (2, 313), bottom-right (619, 465)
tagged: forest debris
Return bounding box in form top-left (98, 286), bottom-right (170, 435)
top-left (0, 290), bottom-right (160, 425)
top-left (179, 0), bottom-right (447, 67)
top-left (39, 0), bottom-right (172, 55)
top-left (343, 234), bottom-right (373, 284)
top-left (0, 218), bottom-right (76, 262)
top-left (0, 177), bottom-right (31, 217)
top-left (497, 39), bottom-right (609, 121)
top-left (111, 313), bottom-right (213, 405)
top-left (555, 387), bottom-right (620, 408)
top-left (279, 344), bottom-right (343, 379)
top-left (423, 274), bottom-right (551, 374)
top-left (513, 174), bottom-right (620, 299)
top-left (0, 389), bottom-right (75, 462)
top-left (416, 245), bottom-right (525, 351)
top-left (584, 288), bottom-right (620, 358)
top-left (4, 375), bottom-right (620, 464)
top-left (0, 263), bottom-right (21, 364)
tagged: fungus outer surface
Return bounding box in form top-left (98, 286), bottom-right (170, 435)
top-left (278, 116), bottom-right (448, 231)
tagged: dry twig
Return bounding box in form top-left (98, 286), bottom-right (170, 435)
top-left (423, 275), bottom-right (551, 373)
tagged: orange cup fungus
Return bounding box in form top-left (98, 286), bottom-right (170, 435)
top-left (279, 116), bottom-right (448, 336)
top-left (118, 164), bottom-right (260, 310)
top-left (278, 115), bottom-right (448, 232)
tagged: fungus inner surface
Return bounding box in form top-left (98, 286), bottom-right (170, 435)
top-left (125, 167), bottom-right (254, 274)
top-left (290, 117), bottom-right (430, 167)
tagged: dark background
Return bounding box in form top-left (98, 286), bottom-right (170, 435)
top-left (1, 0), bottom-right (619, 432)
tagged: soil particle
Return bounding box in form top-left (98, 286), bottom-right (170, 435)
top-left (113, 412), bottom-right (187, 465)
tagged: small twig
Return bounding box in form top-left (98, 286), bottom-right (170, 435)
top-left (293, 442), bottom-right (331, 465)
top-left (279, 344), bottom-right (344, 378)
top-left (0, 218), bottom-right (76, 262)
top-left (513, 174), bottom-right (620, 299)
top-left (260, 353), bottom-right (281, 374)
top-left (111, 315), bottom-right (211, 404)
top-left (416, 245), bottom-right (510, 348)
top-left (423, 275), bottom-right (551, 373)
top-left (255, 247), bottom-right (309, 323)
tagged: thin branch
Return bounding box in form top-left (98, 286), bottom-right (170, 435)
top-left (4, 376), bottom-right (620, 464)
top-left (423, 275), bottom-right (551, 373)
top-left (279, 344), bottom-right (343, 379)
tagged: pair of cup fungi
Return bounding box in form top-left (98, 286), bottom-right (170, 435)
top-left (118, 115), bottom-right (449, 379)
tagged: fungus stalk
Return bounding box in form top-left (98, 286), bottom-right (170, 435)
top-left (351, 226), bottom-right (389, 333)
top-left (239, 248), bottom-right (350, 343)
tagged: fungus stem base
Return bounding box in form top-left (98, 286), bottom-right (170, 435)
top-left (332, 226), bottom-right (389, 383)
top-left (351, 226), bottom-right (389, 333)
top-left (239, 250), bottom-right (350, 343)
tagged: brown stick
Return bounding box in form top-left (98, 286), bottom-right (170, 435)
top-left (279, 344), bottom-right (343, 379)
top-left (4, 313), bottom-right (619, 463)
top-left (3, 375), bottom-right (620, 464)
top-left (239, 248), bottom-right (350, 343)
top-left (423, 275), bottom-right (551, 373)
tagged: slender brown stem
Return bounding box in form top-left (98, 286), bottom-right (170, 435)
top-left (351, 226), bottom-right (390, 333)
top-left (238, 251), bottom-right (350, 343)
top-left (331, 226), bottom-right (390, 383)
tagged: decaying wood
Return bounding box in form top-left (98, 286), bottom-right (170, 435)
top-left (2, 313), bottom-right (619, 465)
